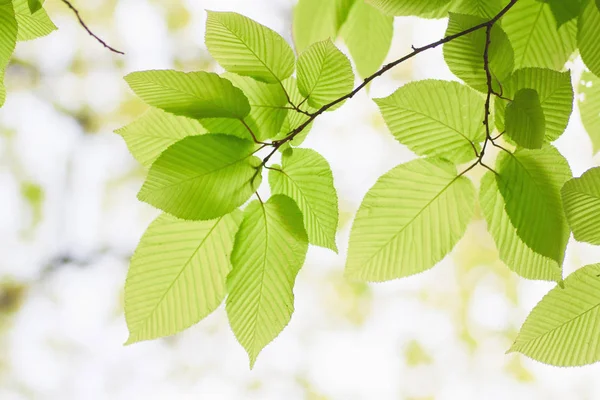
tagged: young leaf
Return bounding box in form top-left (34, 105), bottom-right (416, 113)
top-left (293, 0), bottom-right (354, 53)
top-left (13, 0), bottom-right (56, 41)
top-left (0, 0), bottom-right (17, 107)
top-left (269, 148), bottom-right (339, 252)
top-left (340, 0), bottom-right (393, 79)
top-left (227, 195), bottom-right (308, 368)
top-left (578, 70), bottom-right (600, 152)
top-left (138, 134), bottom-right (262, 221)
top-left (495, 145), bottom-right (572, 265)
top-left (366, 0), bottom-right (452, 16)
top-left (509, 263), bottom-right (600, 366)
top-left (480, 171), bottom-right (562, 282)
top-left (561, 167), bottom-right (600, 245)
top-left (125, 211), bottom-right (242, 344)
top-left (205, 11), bottom-right (295, 84)
top-left (579, 0), bottom-right (600, 78)
top-left (124, 70), bottom-right (250, 120)
top-left (505, 88), bottom-right (546, 149)
top-left (346, 158), bottom-right (475, 282)
top-left (443, 13), bottom-right (514, 92)
top-left (274, 77), bottom-right (316, 146)
top-left (502, 0), bottom-right (577, 70)
top-left (541, 0), bottom-right (581, 27)
top-left (495, 68), bottom-right (573, 142)
top-left (374, 80), bottom-right (485, 164)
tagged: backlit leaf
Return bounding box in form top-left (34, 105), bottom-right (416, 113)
top-left (561, 167), bottom-right (600, 245)
top-left (578, 70), bottom-right (600, 152)
top-left (505, 88), bottom-right (546, 149)
top-left (0, 0), bottom-right (17, 106)
top-left (366, 0), bottom-right (452, 16)
top-left (579, 0), bottom-right (600, 78)
top-left (274, 77), bottom-right (316, 146)
top-left (13, 0), bottom-right (56, 41)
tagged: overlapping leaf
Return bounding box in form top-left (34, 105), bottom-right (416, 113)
top-left (28, 0), bottom-right (43, 13)
top-left (374, 80), bottom-right (486, 163)
top-left (505, 88), bottom-right (546, 149)
top-left (561, 167), bottom-right (600, 245)
top-left (451, 0), bottom-right (505, 18)
top-left (579, 0), bottom-right (600, 78)
top-left (125, 211), bottom-right (242, 344)
top-left (205, 11), bottom-right (295, 84)
top-left (269, 148), bottom-right (339, 252)
top-left (509, 264), bottom-right (600, 366)
top-left (346, 158), bottom-right (475, 282)
top-left (542, 0), bottom-right (581, 27)
top-left (578, 70), bottom-right (600, 152)
top-left (138, 134), bottom-right (261, 221)
top-left (227, 195), bottom-right (308, 368)
top-left (13, 0), bottom-right (56, 41)
top-left (0, 0), bottom-right (17, 107)
top-left (274, 77), bottom-right (316, 146)
top-left (293, 0), bottom-right (355, 53)
top-left (366, 0), bottom-right (452, 16)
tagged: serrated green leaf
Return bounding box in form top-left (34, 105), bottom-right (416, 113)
top-left (374, 80), bottom-right (485, 164)
top-left (297, 39), bottom-right (354, 109)
top-left (0, 0), bottom-right (17, 107)
top-left (269, 148), bottom-right (339, 252)
top-left (13, 0), bottom-right (56, 42)
top-left (561, 167), bottom-right (600, 245)
top-left (541, 0), bottom-right (581, 27)
top-left (480, 171), bottom-right (562, 281)
top-left (509, 263), bottom-right (600, 366)
top-left (274, 77), bottom-right (316, 146)
top-left (505, 88), bottom-right (546, 149)
top-left (125, 70), bottom-right (250, 120)
top-left (227, 195), bottom-right (308, 368)
top-left (579, 0), bottom-right (600, 78)
top-left (443, 13), bottom-right (514, 92)
top-left (138, 134), bottom-right (262, 221)
top-left (125, 211), bottom-right (242, 344)
top-left (346, 158), bottom-right (475, 282)
top-left (115, 108), bottom-right (208, 167)
top-left (502, 0), bottom-right (577, 70)
top-left (366, 0), bottom-right (452, 16)
top-left (340, 0), bottom-right (393, 79)
top-left (495, 68), bottom-right (573, 142)
top-left (451, 0), bottom-right (505, 18)
top-left (495, 145), bottom-right (572, 265)
top-left (205, 11), bottom-right (295, 84)
top-left (578, 70), bottom-right (600, 152)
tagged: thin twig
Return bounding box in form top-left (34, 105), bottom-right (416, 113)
top-left (60, 0), bottom-right (124, 55)
top-left (240, 119), bottom-right (268, 145)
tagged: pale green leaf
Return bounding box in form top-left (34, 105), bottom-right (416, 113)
top-left (125, 70), bottom-right (250, 120)
top-left (227, 195), bottom-right (308, 368)
top-left (480, 171), bottom-right (562, 281)
top-left (502, 0), bottom-right (577, 70)
top-left (13, 0), bottom-right (56, 42)
top-left (505, 88), bottom-right (546, 149)
top-left (125, 211), bottom-right (242, 344)
top-left (579, 0), bottom-right (600, 78)
top-left (274, 77), bottom-right (316, 146)
top-left (374, 80), bottom-right (485, 164)
top-left (297, 39), bottom-right (354, 109)
top-left (0, 0), bottom-right (16, 106)
top-left (562, 167), bottom-right (600, 245)
top-left (509, 263), bottom-right (600, 366)
top-left (269, 148), bottom-right (339, 252)
top-left (340, 0), bottom-right (393, 79)
top-left (450, 0), bottom-right (505, 18)
top-left (138, 134), bottom-right (262, 221)
top-left (495, 145), bottom-right (572, 265)
top-left (346, 158), bottom-right (475, 282)
top-left (115, 108), bottom-right (208, 167)
top-left (495, 68), bottom-right (573, 142)
top-left (366, 0), bottom-right (452, 16)
top-left (205, 11), bottom-right (295, 84)
top-left (443, 13), bottom-right (514, 92)
top-left (578, 70), bottom-right (600, 152)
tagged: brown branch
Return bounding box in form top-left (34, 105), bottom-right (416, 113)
top-left (60, 0), bottom-right (124, 55)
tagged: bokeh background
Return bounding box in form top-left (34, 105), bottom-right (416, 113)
top-left (2, 0), bottom-right (600, 399)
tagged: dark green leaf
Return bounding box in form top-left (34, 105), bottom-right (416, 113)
top-left (505, 88), bottom-right (546, 149)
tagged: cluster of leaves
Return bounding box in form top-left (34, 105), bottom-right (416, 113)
top-left (117, 0), bottom-right (600, 368)
top-left (0, 0), bottom-right (56, 106)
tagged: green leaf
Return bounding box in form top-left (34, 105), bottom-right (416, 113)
top-left (227, 195), bottom-right (308, 368)
top-left (13, 0), bottom-right (56, 42)
top-left (346, 158), bottom-right (475, 282)
top-left (502, 0), bottom-right (577, 70)
top-left (541, 0), bottom-right (581, 27)
top-left (274, 77), bottom-right (316, 146)
top-left (269, 148), bottom-right (339, 252)
top-left (561, 167), bottom-right (600, 245)
top-left (495, 68), bottom-right (573, 142)
top-left (0, 0), bottom-right (17, 107)
top-left (480, 171), bottom-right (562, 281)
top-left (28, 0), bottom-right (43, 13)
top-left (366, 0), bottom-right (452, 16)
top-left (374, 80), bottom-right (485, 164)
top-left (205, 11), bottom-right (295, 84)
top-left (115, 108), bottom-right (208, 167)
top-left (578, 70), bottom-right (600, 152)
top-left (138, 134), bottom-right (262, 221)
top-left (125, 70), bottom-right (250, 120)
top-left (579, 0), bottom-right (600, 78)
top-left (340, 0), bottom-right (393, 79)
top-left (495, 145), bottom-right (572, 265)
top-left (509, 263), bottom-right (600, 366)
top-left (443, 13), bottom-right (514, 92)
top-left (125, 211), bottom-right (242, 344)
top-left (505, 88), bottom-right (546, 149)
top-left (450, 0), bottom-right (505, 18)
top-left (297, 39), bottom-right (354, 109)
